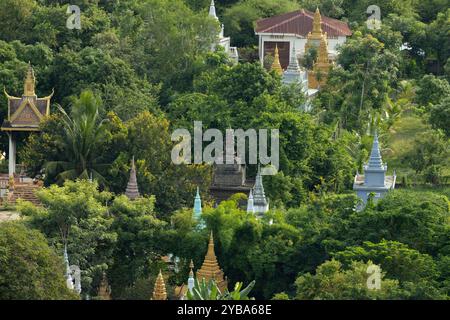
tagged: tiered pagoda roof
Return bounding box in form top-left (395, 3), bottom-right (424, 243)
top-left (125, 156), bottom-right (140, 200)
top-left (196, 232), bottom-right (228, 293)
top-left (152, 270), bottom-right (167, 300)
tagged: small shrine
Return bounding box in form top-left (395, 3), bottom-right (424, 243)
top-left (2, 63), bottom-right (53, 178)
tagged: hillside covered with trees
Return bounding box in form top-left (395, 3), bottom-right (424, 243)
top-left (0, 0), bottom-right (448, 300)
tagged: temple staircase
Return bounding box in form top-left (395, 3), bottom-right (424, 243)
top-left (9, 184), bottom-right (42, 206)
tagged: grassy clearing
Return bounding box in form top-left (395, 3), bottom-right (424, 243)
top-left (383, 111), bottom-right (430, 176)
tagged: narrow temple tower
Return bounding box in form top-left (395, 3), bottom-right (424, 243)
top-left (125, 156), bottom-right (140, 200)
top-left (193, 187), bottom-right (205, 229)
top-left (208, 0), bottom-right (238, 62)
top-left (196, 232), bottom-right (228, 293)
top-left (308, 33), bottom-right (331, 89)
top-left (246, 189), bottom-right (255, 213)
top-left (252, 167), bottom-right (269, 215)
top-left (194, 187), bottom-right (202, 219)
top-left (353, 132), bottom-right (396, 209)
top-left (271, 45), bottom-right (283, 76)
top-left (64, 245), bottom-right (74, 291)
top-left (283, 42), bottom-right (308, 87)
top-left (152, 270), bottom-right (168, 300)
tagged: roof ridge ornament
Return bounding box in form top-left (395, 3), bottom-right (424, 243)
top-left (24, 62), bottom-right (36, 96)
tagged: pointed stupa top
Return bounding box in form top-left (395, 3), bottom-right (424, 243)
top-left (193, 186), bottom-right (202, 220)
top-left (366, 131), bottom-right (384, 170)
top-left (271, 45), bottom-right (283, 76)
top-left (196, 231), bottom-right (228, 293)
top-left (313, 7), bottom-right (322, 34)
top-left (125, 156), bottom-right (140, 200)
top-left (285, 42), bottom-right (300, 72)
top-left (247, 189), bottom-right (255, 213)
top-left (152, 270), bottom-right (167, 300)
top-left (24, 62), bottom-right (36, 96)
top-left (209, 0), bottom-right (219, 20)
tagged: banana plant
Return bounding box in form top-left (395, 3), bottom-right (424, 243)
top-left (186, 278), bottom-right (255, 300)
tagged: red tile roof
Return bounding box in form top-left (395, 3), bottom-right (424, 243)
top-left (255, 9), bottom-right (352, 37)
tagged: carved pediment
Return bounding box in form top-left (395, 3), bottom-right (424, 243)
top-left (11, 100), bottom-right (42, 126)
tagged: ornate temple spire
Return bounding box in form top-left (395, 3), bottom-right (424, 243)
top-left (305, 7), bottom-right (325, 53)
top-left (188, 260), bottom-right (195, 292)
top-left (24, 62), bottom-right (36, 96)
top-left (286, 42), bottom-right (300, 72)
top-left (209, 0), bottom-right (219, 20)
top-left (64, 244), bottom-right (74, 291)
top-left (253, 166), bottom-right (269, 214)
top-left (367, 131), bottom-right (384, 170)
top-left (194, 187), bottom-right (202, 218)
top-left (98, 272), bottom-right (112, 300)
top-left (247, 189), bottom-right (255, 213)
top-left (271, 45), bottom-right (283, 76)
top-left (193, 187), bottom-right (205, 229)
top-left (152, 270), bottom-right (167, 300)
top-left (194, 187), bottom-right (202, 221)
top-left (125, 156), bottom-right (140, 200)
top-left (312, 7), bottom-right (322, 35)
top-left (196, 231), bottom-right (228, 293)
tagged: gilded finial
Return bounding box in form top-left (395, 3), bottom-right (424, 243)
top-left (270, 45), bottom-right (283, 76)
top-left (24, 62), bottom-right (36, 96)
top-left (152, 269), bottom-right (167, 300)
top-left (313, 7), bottom-right (322, 33)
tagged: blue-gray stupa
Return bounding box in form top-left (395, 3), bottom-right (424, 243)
top-left (353, 132), bottom-right (396, 209)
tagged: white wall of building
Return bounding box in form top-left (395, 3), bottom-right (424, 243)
top-left (258, 34), bottom-right (347, 63)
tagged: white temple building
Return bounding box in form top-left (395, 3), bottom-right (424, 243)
top-left (255, 9), bottom-right (351, 68)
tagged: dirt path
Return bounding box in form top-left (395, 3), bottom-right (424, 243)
top-left (0, 211), bottom-right (21, 222)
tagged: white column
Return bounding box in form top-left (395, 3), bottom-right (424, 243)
top-left (13, 136), bottom-right (16, 173)
top-left (8, 133), bottom-right (15, 177)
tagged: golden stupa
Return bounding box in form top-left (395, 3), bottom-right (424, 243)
top-left (308, 33), bottom-right (331, 89)
top-left (304, 8), bottom-right (331, 89)
top-left (152, 269), bottom-right (167, 300)
top-left (305, 7), bottom-right (324, 50)
top-left (270, 45), bottom-right (283, 76)
top-left (196, 232), bottom-right (228, 293)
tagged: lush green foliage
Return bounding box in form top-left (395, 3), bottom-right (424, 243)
top-left (0, 0), bottom-right (449, 301)
top-left (186, 278), bottom-right (256, 300)
top-left (0, 222), bottom-right (78, 300)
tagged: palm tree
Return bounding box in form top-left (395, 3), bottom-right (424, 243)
top-left (46, 90), bottom-right (109, 184)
